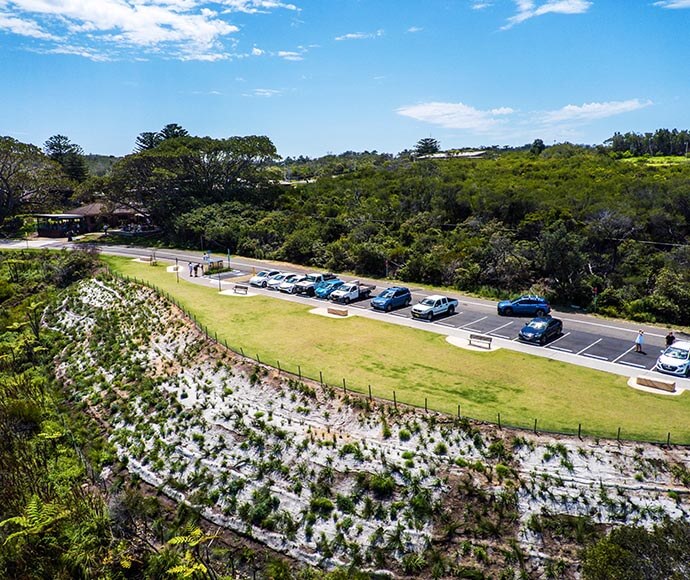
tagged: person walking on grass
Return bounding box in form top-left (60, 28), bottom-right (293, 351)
top-left (635, 330), bottom-right (645, 353)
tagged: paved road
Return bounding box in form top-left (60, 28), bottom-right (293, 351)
top-left (4, 237), bottom-right (688, 389)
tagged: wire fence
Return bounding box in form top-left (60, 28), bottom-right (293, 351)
top-left (107, 268), bottom-right (687, 448)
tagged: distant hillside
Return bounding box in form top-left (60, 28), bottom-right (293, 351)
top-left (85, 153), bottom-right (120, 176)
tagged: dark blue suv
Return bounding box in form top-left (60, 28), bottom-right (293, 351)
top-left (497, 295), bottom-right (550, 317)
top-left (371, 286), bottom-right (412, 312)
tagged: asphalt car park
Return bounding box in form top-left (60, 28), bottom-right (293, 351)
top-left (330, 289), bottom-right (667, 373)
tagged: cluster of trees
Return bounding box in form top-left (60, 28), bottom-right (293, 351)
top-left (177, 143), bottom-right (690, 324)
top-left (606, 128), bottom-right (690, 157)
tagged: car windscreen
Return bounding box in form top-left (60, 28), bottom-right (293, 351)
top-left (664, 347), bottom-right (690, 360)
top-left (379, 289), bottom-right (395, 298)
top-left (420, 298), bottom-right (436, 306)
top-left (528, 321), bottom-right (547, 330)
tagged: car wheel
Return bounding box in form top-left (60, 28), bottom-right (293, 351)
top-left (405, 298), bottom-right (411, 307)
top-left (539, 336), bottom-right (546, 346)
top-left (535, 309), bottom-right (545, 317)
top-left (385, 304), bottom-right (392, 312)
top-left (261, 281), bottom-right (267, 288)
top-left (344, 297), bottom-right (350, 304)
top-left (447, 305), bottom-right (455, 315)
top-left (426, 312), bottom-right (433, 321)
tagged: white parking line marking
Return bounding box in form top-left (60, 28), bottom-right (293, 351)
top-left (577, 338), bottom-right (602, 355)
top-left (612, 346), bottom-right (636, 363)
top-left (550, 346), bottom-right (573, 352)
top-left (465, 328), bottom-right (486, 334)
top-left (583, 353), bottom-right (609, 361)
top-left (619, 361), bottom-right (647, 369)
top-left (487, 321), bottom-right (514, 334)
top-left (491, 333), bottom-right (511, 339)
top-left (462, 316), bottom-right (487, 329)
top-left (548, 331), bottom-right (571, 346)
top-left (435, 322), bottom-right (455, 328)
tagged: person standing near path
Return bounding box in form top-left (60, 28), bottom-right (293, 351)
top-left (188, 261), bottom-right (193, 276)
top-left (635, 330), bottom-right (645, 353)
top-left (666, 331), bottom-right (676, 347)
top-left (193, 264), bottom-right (199, 277)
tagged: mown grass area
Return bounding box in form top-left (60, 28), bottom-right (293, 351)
top-left (104, 256), bottom-right (690, 443)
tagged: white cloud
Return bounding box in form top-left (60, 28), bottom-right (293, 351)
top-left (397, 98), bottom-right (652, 142)
top-left (278, 49), bottom-right (302, 60)
top-left (0, 0), bottom-right (298, 60)
top-left (653, 0), bottom-right (690, 7)
top-left (218, 0), bottom-right (298, 14)
top-left (248, 88), bottom-right (282, 97)
top-left (406, 26), bottom-right (423, 33)
top-left (0, 11), bottom-right (59, 39)
top-left (542, 99), bottom-right (653, 123)
top-left (396, 101), bottom-right (514, 132)
top-left (471, 1), bottom-right (493, 9)
top-left (335, 29), bottom-right (384, 41)
top-left (503, 0), bottom-right (591, 29)
top-left (251, 46), bottom-right (264, 55)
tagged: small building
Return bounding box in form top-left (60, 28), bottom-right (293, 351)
top-left (33, 213), bottom-right (85, 238)
top-left (71, 202), bottom-right (146, 232)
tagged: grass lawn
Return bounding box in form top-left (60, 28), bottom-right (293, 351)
top-left (104, 256), bottom-right (690, 444)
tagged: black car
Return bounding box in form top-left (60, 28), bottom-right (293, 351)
top-left (518, 316), bottom-right (563, 345)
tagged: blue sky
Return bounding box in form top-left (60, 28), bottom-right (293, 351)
top-left (1, 0), bottom-right (689, 158)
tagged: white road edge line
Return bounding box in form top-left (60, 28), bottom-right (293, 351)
top-left (619, 361), bottom-right (647, 369)
top-left (550, 346), bottom-right (573, 353)
top-left (583, 353), bottom-right (609, 361)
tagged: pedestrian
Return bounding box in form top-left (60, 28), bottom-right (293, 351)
top-left (666, 331), bottom-right (676, 347)
top-left (635, 330), bottom-right (645, 353)
top-left (188, 261), bottom-right (193, 276)
top-left (193, 263), bottom-right (199, 277)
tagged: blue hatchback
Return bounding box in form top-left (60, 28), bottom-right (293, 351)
top-left (371, 286), bottom-right (412, 312)
top-left (497, 295), bottom-right (551, 317)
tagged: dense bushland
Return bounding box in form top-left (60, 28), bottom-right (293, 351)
top-left (173, 146), bottom-right (690, 324)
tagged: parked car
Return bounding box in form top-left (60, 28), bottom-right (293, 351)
top-left (411, 295), bottom-right (458, 320)
top-left (371, 286), bottom-right (412, 312)
top-left (249, 269), bottom-right (281, 288)
top-left (655, 341), bottom-right (690, 377)
top-left (279, 274), bottom-right (307, 294)
top-left (295, 272), bottom-right (337, 296)
top-left (330, 281), bottom-right (376, 304)
top-left (497, 295), bottom-right (551, 317)
top-left (314, 278), bottom-right (344, 299)
top-left (518, 316), bottom-right (563, 345)
top-left (266, 272), bottom-right (296, 291)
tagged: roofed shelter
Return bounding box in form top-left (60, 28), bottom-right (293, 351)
top-left (71, 202), bottom-right (146, 232)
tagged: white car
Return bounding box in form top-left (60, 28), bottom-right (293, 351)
top-left (655, 341), bottom-right (690, 377)
top-left (266, 272), bottom-right (296, 291)
top-left (249, 269), bottom-right (280, 288)
top-left (279, 274), bottom-right (307, 294)
top-left (411, 294), bottom-right (458, 320)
